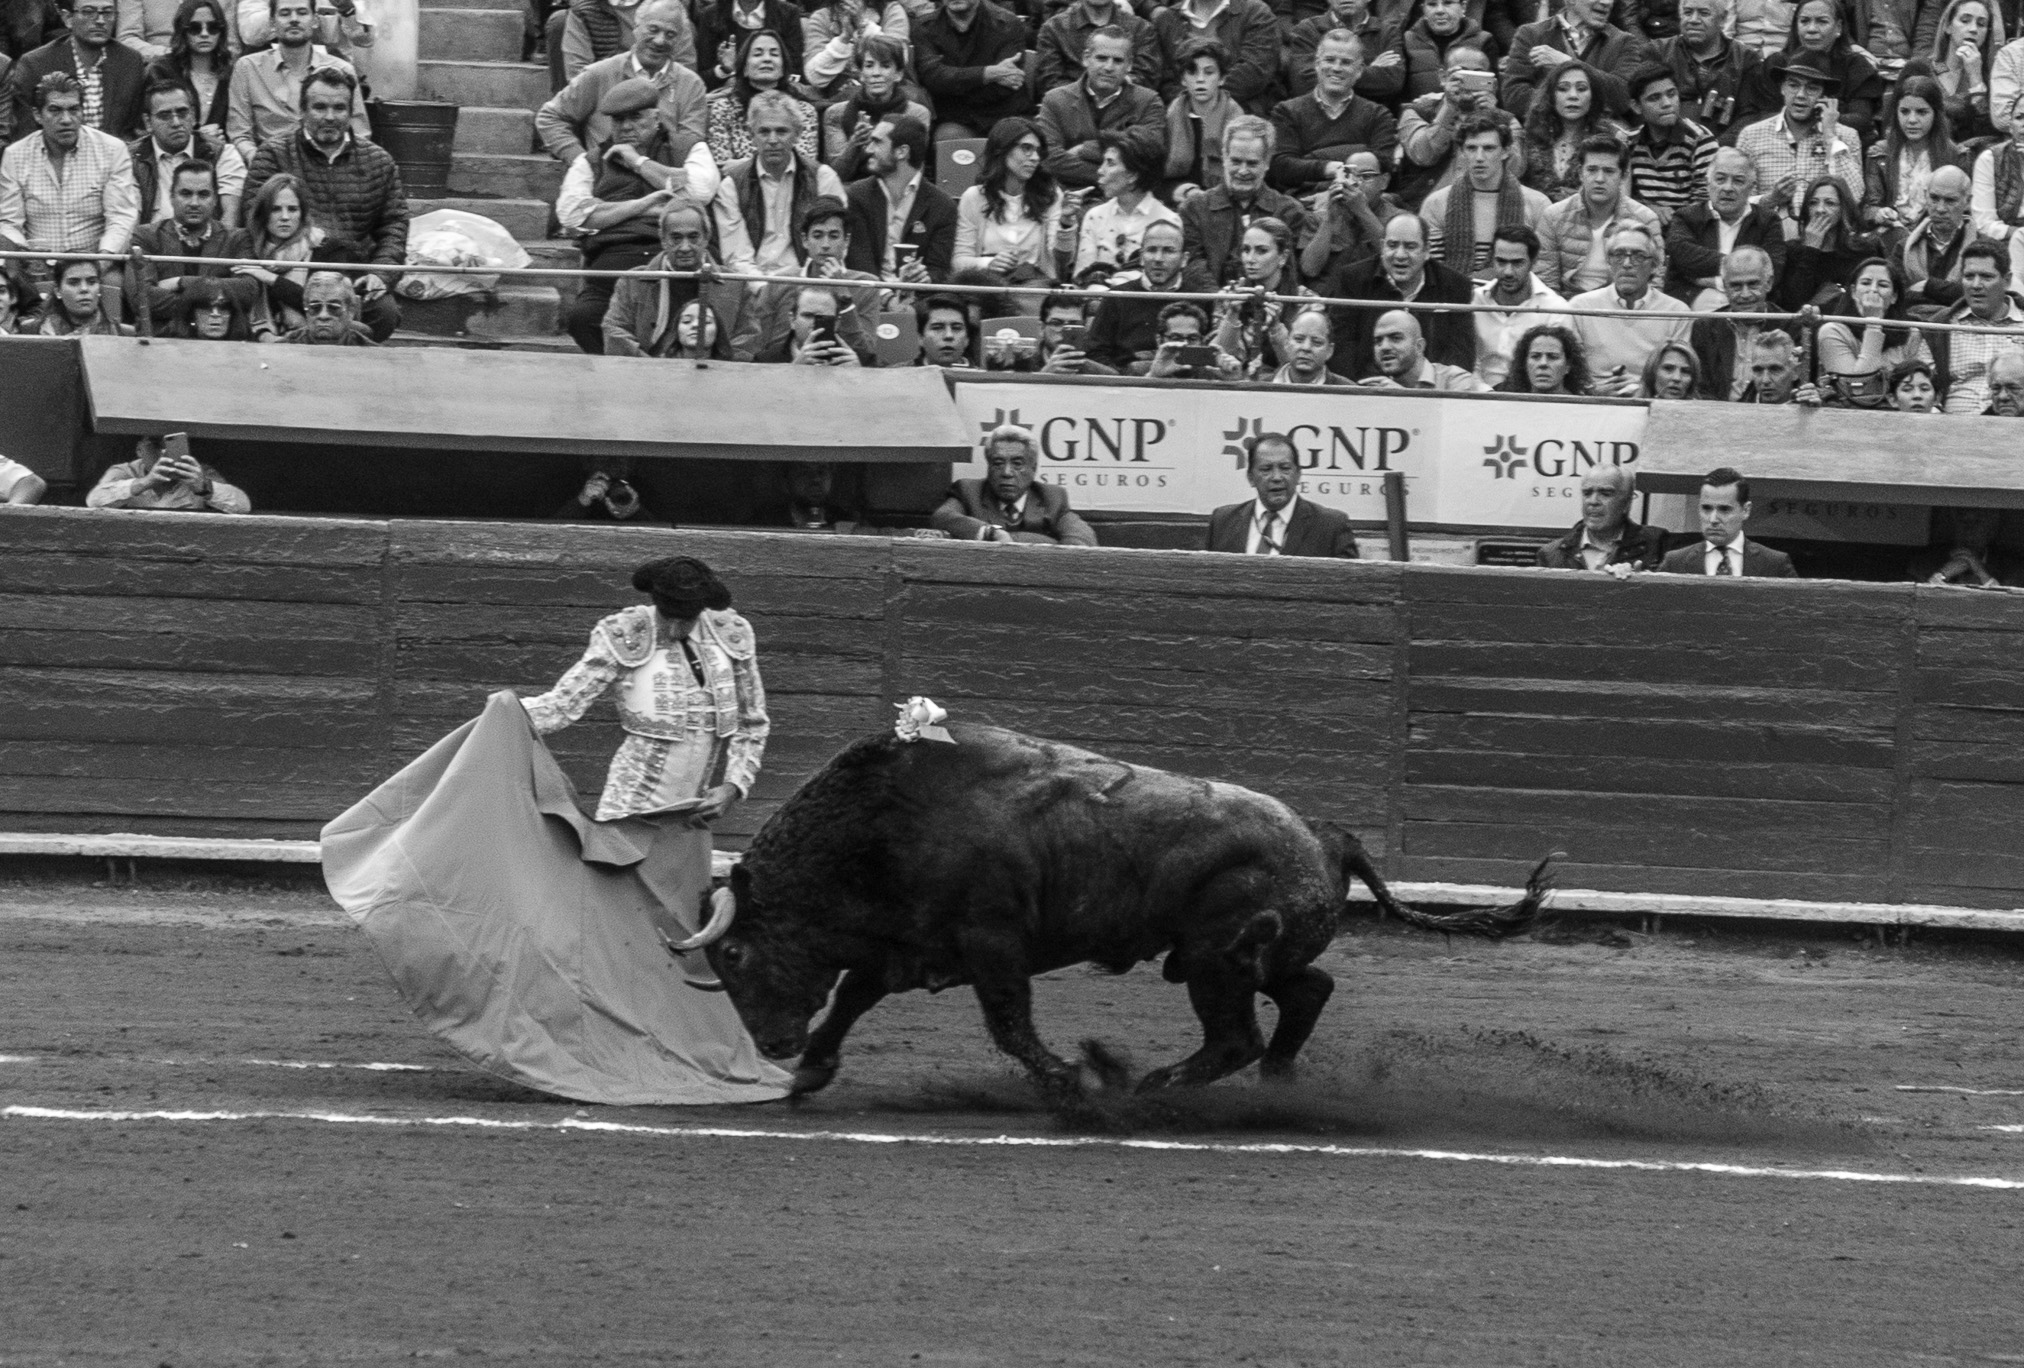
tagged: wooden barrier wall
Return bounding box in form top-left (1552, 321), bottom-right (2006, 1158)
top-left (5, 509), bottom-right (2023, 910)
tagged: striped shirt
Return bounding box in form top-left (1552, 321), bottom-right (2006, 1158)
top-left (0, 125), bottom-right (140, 254)
top-left (1732, 113), bottom-right (1864, 216)
top-left (76, 48), bottom-right (106, 128)
top-left (1627, 118), bottom-right (1716, 220)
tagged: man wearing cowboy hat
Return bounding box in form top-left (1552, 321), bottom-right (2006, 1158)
top-left (1732, 52), bottom-right (1863, 219)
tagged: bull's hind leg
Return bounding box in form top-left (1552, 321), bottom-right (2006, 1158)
top-left (1135, 960), bottom-right (1265, 1092)
top-left (1258, 965), bottom-right (1334, 1081)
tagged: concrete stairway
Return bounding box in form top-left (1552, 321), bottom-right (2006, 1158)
top-left (402, 0), bottom-right (580, 346)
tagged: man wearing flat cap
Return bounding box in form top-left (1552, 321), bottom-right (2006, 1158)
top-left (557, 75), bottom-right (722, 353)
top-left (536, 0), bottom-right (709, 167)
top-left (1732, 53), bottom-right (1864, 220)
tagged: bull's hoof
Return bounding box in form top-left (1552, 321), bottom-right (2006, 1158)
top-left (1258, 1057), bottom-right (1298, 1084)
top-left (1133, 1065), bottom-right (1179, 1094)
top-left (788, 1059), bottom-right (838, 1098)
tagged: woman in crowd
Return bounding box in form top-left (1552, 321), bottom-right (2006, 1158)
top-left (1890, 357), bottom-right (1942, 411)
top-left (821, 34), bottom-right (930, 181)
top-left (1074, 134), bottom-right (1180, 276)
top-left (953, 117), bottom-right (1070, 283)
top-left (235, 173), bottom-right (354, 336)
top-left (1745, 0), bottom-right (1887, 140)
top-left (707, 29), bottom-right (821, 165)
top-left (1494, 322), bottom-right (1591, 395)
top-left (1776, 175), bottom-right (1881, 308)
top-left (1520, 63), bottom-right (1623, 204)
top-left (0, 268), bottom-right (37, 334)
top-left (1638, 340), bottom-right (1702, 399)
top-left (1897, 0), bottom-right (2003, 142)
top-left (38, 260), bottom-right (129, 336)
top-left (1864, 76), bottom-right (1965, 235)
top-left (173, 277), bottom-right (257, 342)
top-left (1815, 257), bottom-right (1928, 404)
top-left (1388, 0), bottom-right (1496, 105)
top-left (146, 0), bottom-right (233, 135)
top-left (1970, 93), bottom-right (2024, 288)
top-left (802, 0), bottom-right (908, 98)
top-left (1211, 217), bottom-right (1313, 380)
top-left (1163, 37), bottom-right (1240, 205)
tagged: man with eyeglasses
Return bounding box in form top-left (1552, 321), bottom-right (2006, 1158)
top-left (1566, 220), bottom-right (1690, 394)
top-left (225, 0), bottom-right (369, 163)
top-left (130, 77), bottom-right (245, 225)
top-left (1982, 350), bottom-right (2024, 415)
top-left (1, 0), bottom-right (145, 143)
top-left (279, 268), bottom-right (376, 343)
top-left (1295, 148), bottom-right (1397, 285)
top-left (538, 0), bottom-right (708, 166)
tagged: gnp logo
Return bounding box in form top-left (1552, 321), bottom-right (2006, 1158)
top-left (1480, 432), bottom-right (1639, 479)
top-left (1220, 417), bottom-right (1413, 470)
top-left (980, 407), bottom-right (1023, 437)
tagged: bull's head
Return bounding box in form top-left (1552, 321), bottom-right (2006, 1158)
top-left (687, 863), bottom-right (838, 1061)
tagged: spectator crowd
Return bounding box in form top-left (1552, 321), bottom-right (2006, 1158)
top-left (4, 0), bottom-right (2024, 573)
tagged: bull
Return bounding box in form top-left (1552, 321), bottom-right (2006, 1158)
top-left (676, 723), bottom-right (1551, 1099)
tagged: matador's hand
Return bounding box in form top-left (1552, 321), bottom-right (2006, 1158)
top-left (689, 783), bottom-right (740, 827)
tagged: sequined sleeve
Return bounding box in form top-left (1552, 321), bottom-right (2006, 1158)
top-left (721, 647), bottom-right (770, 799)
top-left (521, 629), bottom-right (625, 736)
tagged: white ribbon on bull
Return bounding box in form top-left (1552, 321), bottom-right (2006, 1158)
top-left (894, 696), bottom-right (955, 744)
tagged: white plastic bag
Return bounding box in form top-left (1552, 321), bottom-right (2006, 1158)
top-left (399, 209), bottom-right (531, 300)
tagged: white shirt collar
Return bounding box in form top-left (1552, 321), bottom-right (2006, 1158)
top-left (1256, 494), bottom-right (1299, 526)
top-left (1706, 534), bottom-right (1748, 567)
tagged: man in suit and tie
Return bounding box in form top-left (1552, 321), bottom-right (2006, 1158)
top-left (1657, 465), bottom-right (1798, 577)
top-left (1206, 432), bottom-right (1360, 558)
top-left (931, 424), bottom-right (1100, 545)
top-left (844, 113), bottom-right (958, 284)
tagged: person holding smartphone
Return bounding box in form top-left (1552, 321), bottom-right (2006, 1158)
top-left (785, 285), bottom-right (864, 366)
top-left (85, 434), bottom-right (251, 513)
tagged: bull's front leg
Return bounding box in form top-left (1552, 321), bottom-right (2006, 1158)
top-left (791, 968), bottom-right (887, 1098)
top-left (956, 928), bottom-right (1079, 1100)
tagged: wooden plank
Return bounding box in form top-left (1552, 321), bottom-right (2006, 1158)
top-left (892, 657), bottom-right (1399, 714)
top-left (1402, 814), bottom-right (1887, 874)
top-left (1405, 783), bottom-right (1891, 835)
top-left (0, 812), bottom-right (327, 840)
top-left (1401, 557), bottom-right (1916, 607)
top-left (1912, 585), bottom-right (2024, 630)
top-left (1410, 641), bottom-right (1901, 690)
top-left (388, 523), bottom-right (899, 580)
top-left (80, 335), bottom-right (974, 462)
top-left (1411, 599), bottom-right (1908, 650)
top-left (1400, 855), bottom-right (1889, 903)
top-left (1906, 740), bottom-right (2024, 783)
top-left (1, 506), bottom-right (388, 564)
top-left (893, 539), bottom-right (1408, 603)
top-left (1408, 677), bottom-right (1898, 728)
top-left (899, 586), bottom-right (1401, 646)
top-left (3, 774), bottom-right (365, 819)
top-left (0, 832), bottom-right (323, 862)
top-left (1907, 705), bottom-right (2024, 745)
top-left (398, 645), bottom-right (883, 698)
top-left (899, 698), bottom-right (1398, 753)
top-left (1405, 750), bottom-right (1896, 804)
top-left (1639, 400), bottom-right (2024, 504)
top-left (0, 740), bottom-right (386, 787)
top-left (392, 604), bottom-right (883, 660)
top-left (390, 565), bottom-right (890, 618)
top-left (0, 551), bottom-right (382, 604)
top-left (1408, 712), bottom-right (1894, 768)
top-left (0, 669), bottom-right (384, 747)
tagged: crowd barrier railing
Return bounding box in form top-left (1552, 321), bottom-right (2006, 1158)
top-left (9, 246), bottom-right (2024, 341)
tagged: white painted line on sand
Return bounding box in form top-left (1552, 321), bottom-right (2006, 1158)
top-left (5, 1105), bottom-right (2021, 1191)
top-left (1897, 1085), bottom-right (2024, 1097)
top-left (0, 1055), bottom-right (38, 1064)
top-left (241, 1059), bottom-right (436, 1072)
top-left (1985, 1125), bottom-right (2024, 1134)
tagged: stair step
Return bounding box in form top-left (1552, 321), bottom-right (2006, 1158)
top-left (400, 280), bottom-right (563, 338)
top-left (453, 104), bottom-right (536, 155)
top-left (417, 59), bottom-right (550, 109)
top-left (449, 150), bottom-right (566, 199)
top-left (523, 237), bottom-right (583, 307)
top-left (411, 195), bottom-right (552, 239)
top-left (420, 7), bottom-right (525, 63)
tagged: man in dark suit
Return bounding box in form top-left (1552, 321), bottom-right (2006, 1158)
top-left (1656, 465), bottom-right (1798, 577)
top-left (1178, 114), bottom-right (1313, 291)
top-left (1499, 0), bottom-right (1648, 121)
top-left (1206, 432), bottom-right (1359, 558)
top-left (844, 113), bottom-right (957, 284)
top-left (1686, 244), bottom-right (1793, 399)
top-left (1663, 146), bottom-right (1785, 303)
top-left (1536, 464), bottom-right (1666, 571)
top-left (931, 423), bottom-right (1099, 545)
top-left (1, 0), bottom-right (144, 143)
top-left (1323, 209), bottom-right (1475, 381)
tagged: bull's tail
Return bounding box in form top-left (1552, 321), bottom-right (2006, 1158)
top-left (1334, 828), bottom-right (1556, 940)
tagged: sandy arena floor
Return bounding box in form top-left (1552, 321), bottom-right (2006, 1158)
top-left (2, 879), bottom-right (2023, 1367)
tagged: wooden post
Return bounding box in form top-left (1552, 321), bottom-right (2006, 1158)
top-left (1383, 470), bottom-right (1409, 562)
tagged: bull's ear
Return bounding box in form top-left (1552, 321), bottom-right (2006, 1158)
top-left (729, 859), bottom-right (752, 899)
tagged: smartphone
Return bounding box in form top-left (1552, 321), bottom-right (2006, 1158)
top-left (1174, 345), bottom-right (1220, 368)
top-left (162, 432), bottom-right (192, 463)
top-left (1058, 324), bottom-right (1087, 350)
top-left (810, 315), bottom-right (839, 346)
top-left (1458, 68), bottom-right (1495, 95)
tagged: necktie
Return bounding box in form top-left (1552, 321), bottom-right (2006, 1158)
top-left (1714, 546), bottom-right (1734, 576)
top-left (1257, 511), bottom-right (1281, 556)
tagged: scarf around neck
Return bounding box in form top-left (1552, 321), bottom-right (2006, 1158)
top-left (1441, 170), bottom-right (1527, 274)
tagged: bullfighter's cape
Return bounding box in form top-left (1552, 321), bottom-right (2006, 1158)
top-left (319, 691), bottom-right (791, 1106)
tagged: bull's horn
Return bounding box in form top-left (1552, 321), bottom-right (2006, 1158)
top-left (669, 885), bottom-right (737, 951)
